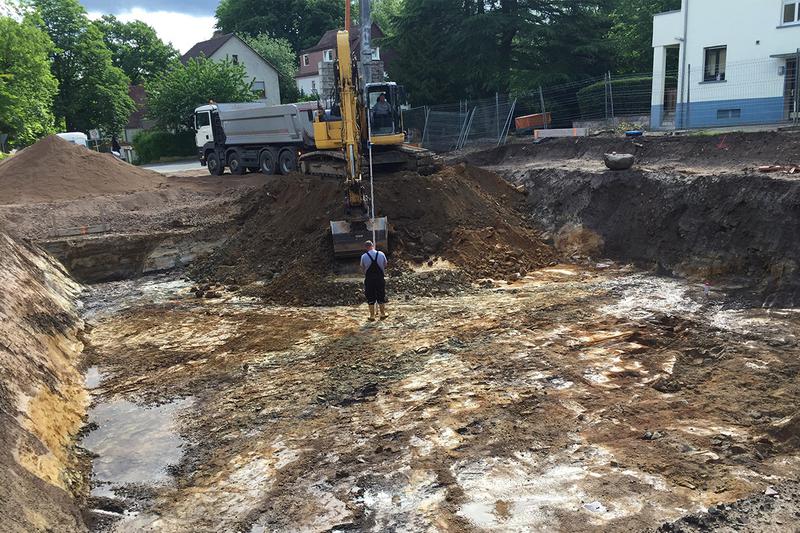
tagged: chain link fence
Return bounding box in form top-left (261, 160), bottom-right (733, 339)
top-left (404, 55), bottom-right (800, 153)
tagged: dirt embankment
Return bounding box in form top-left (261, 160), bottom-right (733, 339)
top-left (0, 135), bottom-right (166, 205)
top-left (0, 233), bottom-right (88, 532)
top-left (193, 164), bottom-right (555, 305)
top-left (505, 167), bottom-right (800, 305)
top-left (461, 131), bottom-right (800, 171)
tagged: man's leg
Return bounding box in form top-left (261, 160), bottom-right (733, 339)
top-left (378, 279), bottom-right (388, 319)
top-left (365, 279), bottom-right (377, 321)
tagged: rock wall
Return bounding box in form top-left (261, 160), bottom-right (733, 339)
top-left (510, 168), bottom-right (800, 306)
top-left (0, 233), bottom-right (87, 532)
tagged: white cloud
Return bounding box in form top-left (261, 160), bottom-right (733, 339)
top-left (87, 8), bottom-right (216, 53)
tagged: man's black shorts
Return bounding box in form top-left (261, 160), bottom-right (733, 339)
top-left (364, 277), bottom-right (386, 305)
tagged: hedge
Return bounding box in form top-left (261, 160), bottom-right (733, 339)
top-left (576, 76), bottom-right (676, 118)
top-left (132, 130), bottom-right (196, 164)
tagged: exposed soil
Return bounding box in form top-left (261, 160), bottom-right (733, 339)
top-left (0, 233), bottom-right (88, 533)
top-left (192, 164), bottom-right (555, 305)
top-left (0, 136), bottom-right (167, 205)
top-left (79, 266), bottom-right (800, 532)
top-left (458, 131), bottom-right (800, 173)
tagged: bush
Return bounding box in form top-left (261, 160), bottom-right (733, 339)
top-left (576, 76), bottom-right (675, 118)
top-left (132, 130), bottom-right (195, 164)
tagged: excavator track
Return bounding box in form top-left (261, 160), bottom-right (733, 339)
top-left (301, 145), bottom-right (438, 178)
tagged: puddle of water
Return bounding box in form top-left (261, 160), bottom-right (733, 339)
top-left (84, 366), bottom-right (104, 389)
top-left (81, 397), bottom-right (192, 498)
top-left (81, 274), bottom-right (193, 321)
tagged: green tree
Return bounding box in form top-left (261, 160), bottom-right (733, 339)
top-left (93, 15), bottom-right (179, 85)
top-left (388, 0), bottom-right (614, 103)
top-left (32, 0), bottom-right (134, 135)
top-left (0, 15), bottom-right (58, 147)
top-left (606, 0), bottom-right (681, 73)
top-left (215, 0), bottom-right (344, 52)
top-left (145, 56), bottom-right (256, 130)
top-left (372, 0), bottom-right (404, 38)
top-left (244, 33), bottom-right (300, 103)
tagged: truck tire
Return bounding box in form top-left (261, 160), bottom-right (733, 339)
top-left (207, 152), bottom-right (224, 176)
top-left (260, 148), bottom-right (277, 175)
top-left (228, 151), bottom-right (245, 175)
top-left (278, 149), bottom-right (297, 175)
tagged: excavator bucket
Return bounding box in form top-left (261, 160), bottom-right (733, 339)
top-left (330, 217), bottom-right (388, 258)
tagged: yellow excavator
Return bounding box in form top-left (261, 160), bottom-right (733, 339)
top-left (299, 4), bottom-right (435, 258)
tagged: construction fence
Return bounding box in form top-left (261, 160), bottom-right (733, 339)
top-left (403, 55), bottom-right (800, 153)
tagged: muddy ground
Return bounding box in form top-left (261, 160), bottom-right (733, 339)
top-left (80, 264), bottom-right (800, 532)
top-left (4, 131), bottom-right (800, 532)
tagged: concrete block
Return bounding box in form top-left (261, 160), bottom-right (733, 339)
top-left (534, 128), bottom-right (588, 139)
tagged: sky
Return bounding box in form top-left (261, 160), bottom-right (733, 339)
top-left (83, 0), bottom-right (217, 53)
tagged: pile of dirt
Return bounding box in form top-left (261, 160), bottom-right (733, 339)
top-left (193, 164), bottom-right (555, 305)
top-left (0, 135), bottom-right (165, 205)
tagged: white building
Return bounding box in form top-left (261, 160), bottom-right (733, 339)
top-left (652, 0), bottom-right (800, 129)
top-left (182, 33), bottom-right (281, 106)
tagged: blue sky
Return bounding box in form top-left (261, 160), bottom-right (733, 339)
top-left (81, 0), bottom-right (217, 53)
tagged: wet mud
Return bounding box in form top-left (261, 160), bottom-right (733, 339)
top-left (79, 266), bottom-right (800, 532)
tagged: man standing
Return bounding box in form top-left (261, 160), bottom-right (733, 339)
top-left (360, 240), bottom-right (388, 321)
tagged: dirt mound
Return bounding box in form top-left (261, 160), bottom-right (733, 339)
top-left (193, 164), bottom-right (555, 305)
top-left (0, 135), bottom-right (165, 205)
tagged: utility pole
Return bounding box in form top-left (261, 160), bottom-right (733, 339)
top-left (360, 0), bottom-right (373, 87)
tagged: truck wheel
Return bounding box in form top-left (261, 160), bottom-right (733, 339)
top-left (260, 149), bottom-right (277, 175)
top-left (278, 149), bottom-right (297, 175)
top-left (228, 151), bottom-right (245, 175)
top-left (207, 152), bottom-right (224, 176)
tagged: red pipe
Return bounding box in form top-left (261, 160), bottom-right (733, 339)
top-left (345, 0), bottom-right (351, 32)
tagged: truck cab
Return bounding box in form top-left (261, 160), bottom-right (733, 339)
top-left (194, 105), bottom-right (215, 149)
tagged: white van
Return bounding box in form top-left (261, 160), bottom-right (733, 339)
top-left (56, 132), bottom-right (88, 147)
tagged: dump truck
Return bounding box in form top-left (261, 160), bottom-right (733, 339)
top-left (194, 101), bottom-right (318, 176)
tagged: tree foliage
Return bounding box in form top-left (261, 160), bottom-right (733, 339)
top-left (93, 15), bottom-right (179, 85)
top-left (32, 0), bottom-right (134, 134)
top-left (215, 0), bottom-right (344, 52)
top-left (387, 0), bottom-right (615, 104)
top-left (145, 57), bottom-right (256, 130)
top-left (244, 33), bottom-right (300, 103)
top-left (607, 0), bottom-right (681, 74)
top-left (0, 14), bottom-right (59, 147)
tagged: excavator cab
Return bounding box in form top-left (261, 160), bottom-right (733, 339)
top-left (365, 82), bottom-right (406, 145)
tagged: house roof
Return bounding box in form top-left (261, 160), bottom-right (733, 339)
top-left (181, 33), bottom-right (279, 73)
top-left (301, 23), bottom-right (384, 54)
top-left (125, 84), bottom-right (147, 129)
top-left (181, 33), bottom-right (235, 63)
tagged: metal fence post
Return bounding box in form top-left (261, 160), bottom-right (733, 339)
top-left (608, 71), bottom-right (615, 126)
top-left (495, 92), bottom-right (500, 141)
top-left (421, 106), bottom-right (430, 147)
top-left (792, 48), bottom-right (800, 126)
top-left (604, 73), bottom-right (609, 126)
top-left (685, 64), bottom-right (691, 129)
top-left (538, 86), bottom-right (548, 129)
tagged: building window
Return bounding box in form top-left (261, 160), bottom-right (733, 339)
top-left (323, 49), bottom-right (334, 62)
top-left (302, 54), bottom-right (309, 66)
top-left (311, 80), bottom-right (316, 92)
top-left (717, 108), bottom-right (741, 119)
top-left (232, 54), bottom-right (239, 65)
top-left (784, 1), bottom-right (800, 24)
top-left (704, 46), bottom-right (727, 82)
top-left (252, 80), bottom-right (266, 99)
top-left (371, 47), bottom-right (380, 61)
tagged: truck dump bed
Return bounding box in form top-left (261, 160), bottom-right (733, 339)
top-left (215, 102), bottom-right (316, 146)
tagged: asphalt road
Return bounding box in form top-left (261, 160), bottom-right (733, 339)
top-left (142, 160), bottom-right (203, 174)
